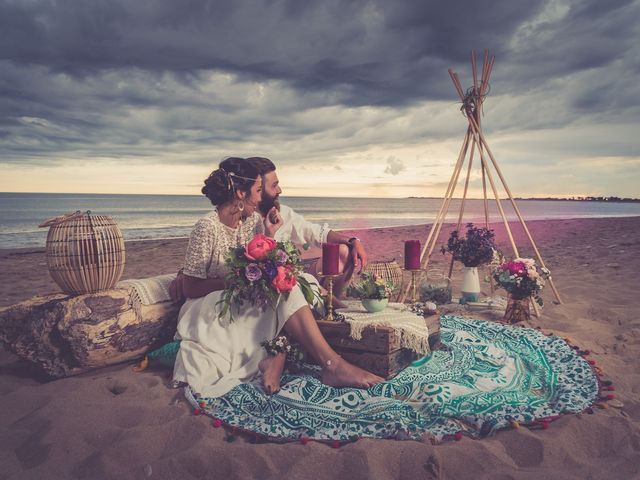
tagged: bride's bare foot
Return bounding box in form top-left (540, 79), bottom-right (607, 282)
top-left (321, 356), bottom-right (384, 389)
top-left (258, 352), bottom-right (286, 395)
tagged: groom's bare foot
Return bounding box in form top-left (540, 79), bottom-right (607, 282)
top-left (321, 357), bottom-right (384, 389)
top-left (258, 352), bottom-right (286, 395)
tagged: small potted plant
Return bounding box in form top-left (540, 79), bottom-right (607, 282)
top-left (441, 223), bottom-right (496, 302)
top-left (493, 258), bottom-right (550, 323)
top-left (346, 272), bottom-right (395, 313)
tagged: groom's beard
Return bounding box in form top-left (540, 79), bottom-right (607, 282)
top-left (258, 195), bottom-right (280, 217)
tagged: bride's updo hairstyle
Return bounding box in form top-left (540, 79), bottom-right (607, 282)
top-left (202, 157), bottom-right (260, 206)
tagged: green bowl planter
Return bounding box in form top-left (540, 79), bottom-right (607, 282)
top-left (361, 298), bottom-right (388, 313)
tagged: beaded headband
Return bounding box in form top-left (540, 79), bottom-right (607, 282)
top-left (219, 168), bottom-right (258, 192)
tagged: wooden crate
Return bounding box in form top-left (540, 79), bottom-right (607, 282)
top-left (314, 313), bottom-right (441, 379)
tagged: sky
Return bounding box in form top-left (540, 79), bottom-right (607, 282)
top-left (0, 0), bottom-right (639, 198)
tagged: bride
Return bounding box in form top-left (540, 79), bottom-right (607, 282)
top-left (173, 157), bottom-right (383, 397)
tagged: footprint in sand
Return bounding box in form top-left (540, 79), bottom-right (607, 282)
top-left (498, 430), bottom-right (544, 468)
top-left (12, 416), bottom-right (52, 470)
top-left (142, 376), bottom-right (160, 388)
top-left (423, 453), bottom-right (442, 477)
top-left (106, 379), bottom-right (128, 395)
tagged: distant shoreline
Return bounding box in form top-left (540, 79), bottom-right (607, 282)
top-left (408, 196), bottom-right (640, 203)
top-left (1, 192), bottom-right (639, 202)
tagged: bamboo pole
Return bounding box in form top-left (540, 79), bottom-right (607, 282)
top-left (419, 128), bottom-right (472, 263)
top-left (471, 50), bottom-right (478, 93)
top-left (450, 74), bottom-right (520, 256)
top-left (420, 132), bottom-right (472, 263)
top-left (468, 115), bottom-right (563, 304)
top-left (476, 57), bottom-right (494, 295)
top-left (460, 115), bottom-right (544, 317)
top-left (480, 159), bottom-right (495, 296)
top-left (447, 140), bottom-right (475, 280)
top-left (399, 129), bottom-right (472, 303)
top-left (470, 130), bottom-right (542, 316)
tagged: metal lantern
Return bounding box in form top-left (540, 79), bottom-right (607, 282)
top-left (39, 211), bottom-right (126, 295)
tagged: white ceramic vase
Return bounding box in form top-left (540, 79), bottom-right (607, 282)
top-left (460, 266), bottom-right (480, 302)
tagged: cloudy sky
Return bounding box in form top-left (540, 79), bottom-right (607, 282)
top-left (1, 0), bottom-right (639, 198)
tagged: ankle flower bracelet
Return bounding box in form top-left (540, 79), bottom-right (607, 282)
top-left (261, 336), bottom-right (305, 369)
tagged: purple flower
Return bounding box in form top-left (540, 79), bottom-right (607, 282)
top-left (275, 249), bottom-right (289, 265)
top-left (244, 263), bottom-right (262, 282)
top-left (263, 261), bottom-right (278, 281)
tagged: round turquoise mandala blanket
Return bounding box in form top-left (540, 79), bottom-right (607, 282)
top-left (187, 315), bottom-right (598, 442)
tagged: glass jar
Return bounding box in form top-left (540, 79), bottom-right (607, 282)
top-left (419, 269), bottom-right (452, 305)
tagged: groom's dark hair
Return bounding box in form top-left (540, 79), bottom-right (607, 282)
top-left (247, 157), bottom-right (276, 176)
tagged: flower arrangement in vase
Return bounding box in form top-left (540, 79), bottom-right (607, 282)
top-left (346, 272), bottom-right (395, 313)
top-left (493, 257), bottom-right (551, 323)
top-left (441, 223), bottom-right (496, 302)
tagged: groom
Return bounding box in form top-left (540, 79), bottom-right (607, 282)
top-left (169, 157), bottom-right (367, 303)
top-left (247, 157), bottom-right (368, 289)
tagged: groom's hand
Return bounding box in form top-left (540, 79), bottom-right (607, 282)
top-left (264, 207), bottom-right (284, 237)
top-left (350, 240), bottom-right (367, 273)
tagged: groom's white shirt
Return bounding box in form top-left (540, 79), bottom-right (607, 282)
top-left (272, 204), bottom-right (329, 248)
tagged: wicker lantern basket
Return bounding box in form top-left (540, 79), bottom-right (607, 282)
top-left (39, 211), bottom-right (126, 295)
top-left (364, 259), bottom-right (404, 302)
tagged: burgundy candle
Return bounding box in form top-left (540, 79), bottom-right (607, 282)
top-left (322, 243), bottom-right (340, 275)
top-left (404, 240), bottom-right (421, 270)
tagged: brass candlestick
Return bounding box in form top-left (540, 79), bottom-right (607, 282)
top-left (319, 273), bottom-right (340, 321)
top-left (404, 268), bottom-right (422, 304)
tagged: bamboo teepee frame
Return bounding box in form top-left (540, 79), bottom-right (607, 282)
top-left (400, 50), bottom-right (562, 313)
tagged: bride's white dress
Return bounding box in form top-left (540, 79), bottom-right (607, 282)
top-left (173, 210), bottom-right (318, 397)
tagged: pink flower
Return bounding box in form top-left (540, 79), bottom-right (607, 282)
top-left (502, 261), bottom-right (527, 277)
top-left (245, 234), bottom-right (276, 261)
top-left (272, 266), bottom-right (297, 293)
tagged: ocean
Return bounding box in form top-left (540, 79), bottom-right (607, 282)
top-left (1, 192), bottom-right (639, 250)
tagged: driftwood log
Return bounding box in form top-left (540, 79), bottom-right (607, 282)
top-left (0, 289), bottom-right (180, 378)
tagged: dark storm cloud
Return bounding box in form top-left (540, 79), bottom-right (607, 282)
top-left (0, 0), bottom-right (547, 104)
top-left (0, 0), bottom-right (638, 169)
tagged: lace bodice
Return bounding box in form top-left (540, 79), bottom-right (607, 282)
top-left (183, 210), bottom-right (262, 279)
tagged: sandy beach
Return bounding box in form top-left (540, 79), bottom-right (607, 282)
top-left (1, 217), bottom-right (639, 479)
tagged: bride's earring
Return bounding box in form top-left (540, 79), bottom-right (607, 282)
top-left (237, 201), bottom-right (245, 212)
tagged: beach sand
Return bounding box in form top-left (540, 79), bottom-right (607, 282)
top-left (1, 217), bottom-right (639, 479)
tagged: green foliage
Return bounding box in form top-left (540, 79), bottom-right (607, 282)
top-left (441, 223), bottom-right (496, 267)
top-left (346, 272), bottom-right (395, 300)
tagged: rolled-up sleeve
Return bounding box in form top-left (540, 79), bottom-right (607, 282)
top-left (285, 206), bottom-right (329, 248)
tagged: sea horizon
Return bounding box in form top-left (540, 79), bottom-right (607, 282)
top-left (2, 191), bottom-right (640, 250)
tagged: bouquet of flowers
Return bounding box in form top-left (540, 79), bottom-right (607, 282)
top-left (218, 234), bottom-right (320, 321)
top-left (492, 257), bottom-right (551, 306)
top-left (441, 223), bottom-right (496, 267)
top-left (346, 272), bottom-right (395, 300)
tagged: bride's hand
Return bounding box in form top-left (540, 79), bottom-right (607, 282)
top-left (264, 207), bottom-right (283, 237)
